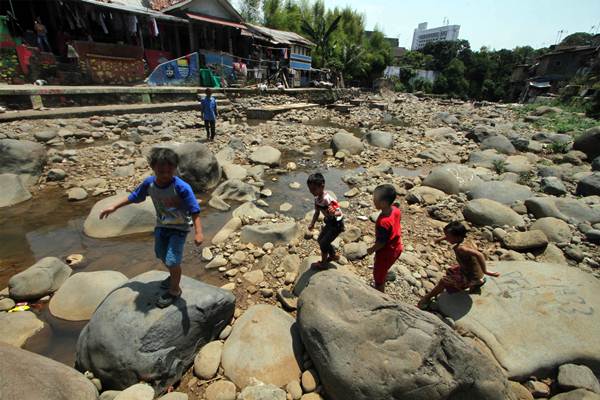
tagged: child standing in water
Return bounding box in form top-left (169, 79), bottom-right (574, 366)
top-left (99, 147), bottom-right (204, 308)
top-left (418, 221), bottom-right (500, 309)
top-left (367, 184), bottom-right (403, 293)
top-left (307, 173), bottom-right (344, 268)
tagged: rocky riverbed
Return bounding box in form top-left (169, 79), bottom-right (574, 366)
top-left (1, 90), bottom-right (599, 400)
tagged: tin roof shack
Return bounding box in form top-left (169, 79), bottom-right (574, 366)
top-left (507, 64), bottom-right (533, 102)
top-left (535, 45), bottom-right (599, 84)
top-left (156, 0), bottom-right (249, 81)
top-left (245, 23), bottom-right (314, 87)
top-left (0, 0), bottom-right (188, 85)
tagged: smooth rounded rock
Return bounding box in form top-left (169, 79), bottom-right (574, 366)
top-left (250, 145), bottom-right (282, 166)
top-left (49, 271), bottom-right (128, 321)
top-left (463, 199), bottom-right (525, 227)
top-left (0, 342), bottom-right (98, 400)
top-left (193, 340), bottom-right (223, 380)
top-left (331, 131), bottom-right (364, 155)
top-left (76, 271), bottom-right (235, 393)
top-left (114, 383), bottom-right (154, 400)
top-left (83, 194), bottom-right (156, 239)
top-left (240, 222), bottom-right (300, 246)
top-left (531, 217), bottom-right (572, 243)
top-left (0, 173), bottom-right (31, 208)
top-left (298, 269), bottom-right (512, 400)
top-left (438, 261), bottom-right (600, 379)
top-left (222, 304), bottom-right (303, 388)
top-left (0, 311), bottom-right (44, 347)
top-left (9, 257), bottom-right (71, 301)
top-left (205, 380), bottom-right (237, 400)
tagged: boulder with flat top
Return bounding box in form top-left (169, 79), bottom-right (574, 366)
top-left (76, 270), bottom-right (235, 394)
top-left (0, 342), bottom-right (98, 400)
top-left (9, 256), bottom-right (71, 301)
top-left (83, 194), bottom-right (156, 239)
top-left (438, 261), bottom-right (600, 379)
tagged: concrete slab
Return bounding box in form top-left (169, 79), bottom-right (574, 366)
top-left (246, 102), bottom-right (319, 119)
top-left (0, 101), bottom-right (231, 122)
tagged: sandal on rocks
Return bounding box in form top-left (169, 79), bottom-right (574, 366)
top-left (159, 277), bottom-right (171, 290)
top-left (156, 291), bottom-right (181, 308)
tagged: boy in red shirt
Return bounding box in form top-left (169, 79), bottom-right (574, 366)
top-left (367, 184), bottom-right (403, 293)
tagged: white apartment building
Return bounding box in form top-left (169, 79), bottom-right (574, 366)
top-left (411, 22), bottom-right (461, 50)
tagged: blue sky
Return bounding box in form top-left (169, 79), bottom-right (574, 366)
top-left (322, 0), bottom-right (600, 50)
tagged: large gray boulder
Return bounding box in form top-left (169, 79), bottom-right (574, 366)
top-left (176, 143), bottom-right (221, 191)
top-left (0, 173), bottom-right (31, 208)
top-left (423, 164), bottom-right (483, 194)
top-left (83, 194), bottom-right (156, 238)
top-left (364, 130), bottom-right (394, 148)
top-left (0, 342), bottom-right (98, 400)
top-left (531, 217), bottom-right (572, 243)
top-left (463, 199), bottom-right (525, 227)
top-left (212, 179), bottom-right (259, 202)
top-left (480, 135), bottom-right (516, 155)
top-left (297, 269), bottom-right (512, 400)
top-left (221, 305), bottom-right (303, 388)
top-left (558, 364), bottom-right (600, 394)
top-left (9, 257), bottom-right (71, 301)
top-left (550, 389), bottom-right (600, 400)
top-left (576, 173), bottom-right (600, 197)
top-left (49, 271), bottom-right (128, 321)
top-left (467, 181), bottom-right (533, 205)
top-left (573, 126), bottom-right (600, 159)
top-left (249, 145), bottom-right (282, 166)
top-left (438, 261), bottom-right (600, 379)
top-left (0, 139), bottom-right (47, 179)
top-left (468, 149), bottom-right (506, 169)
top-left (331, 131), bottom-right (364, 155)
top-left (525, 197), bottom-right (600, 224)
top-left (0, 311), bottom-right (45, 347)
top-left (76, 270), bottom-right (235, 393)
top-left (240, 222), bottom-right (300, 245)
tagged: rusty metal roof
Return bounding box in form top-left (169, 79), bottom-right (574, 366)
top-left (245, 23), bottom-right (315, 47)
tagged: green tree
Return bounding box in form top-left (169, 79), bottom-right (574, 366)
top-left (434, 58), bottom-right (468, 98)
top-left (239, 0), bottom-right (262, 24)
top-left (262, 0), bottom-right (286, 29)
top-left (300, 1), bottom-right (342, 67)
top-left (560, 32), bottom-right (594, 47)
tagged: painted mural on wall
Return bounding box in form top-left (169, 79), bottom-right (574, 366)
top-left (146, 52), bottom-right (200, 86)
top-left (87, 54), bottom-right (144, 85)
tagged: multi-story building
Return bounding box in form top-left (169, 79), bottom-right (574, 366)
top-left (411, 22), bottom-right (460, 50)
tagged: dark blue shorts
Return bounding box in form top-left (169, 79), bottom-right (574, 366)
top-left (154, 227), bottom-right (188, 268)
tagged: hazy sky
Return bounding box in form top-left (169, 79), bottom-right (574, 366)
top-left (320, 0), bottom-right (600, 50)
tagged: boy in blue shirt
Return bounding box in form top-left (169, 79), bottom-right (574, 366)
top-left (99, 147), bottom-right (204, 308)
top-left (200, 88), bottom-right (218, 141)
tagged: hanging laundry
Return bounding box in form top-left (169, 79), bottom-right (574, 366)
top-left (99, 13), bottom-right (109, 34)
top-left (150, 18), bottom-right (159, 37)
top-left (126, 15), bottom-right (138, 34)
top-left (282, 48), bottom-right (288, 59)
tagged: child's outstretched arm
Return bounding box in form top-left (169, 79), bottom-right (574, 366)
top-left (192, 213), bottom-right (204, 246)
top-left (99, 197), bottom-right (132, 219)
top-left (308, 207), bottom-right (320, 230)
top-left (461, 246), bottom-right (500, 277)
top-left (367, 241), bottom-right (386, 255)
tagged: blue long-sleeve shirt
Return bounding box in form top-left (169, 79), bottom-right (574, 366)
top-left (128, 176), bottom-right (200, 232)
top-left (200, 96), bottom-right (217, 121)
